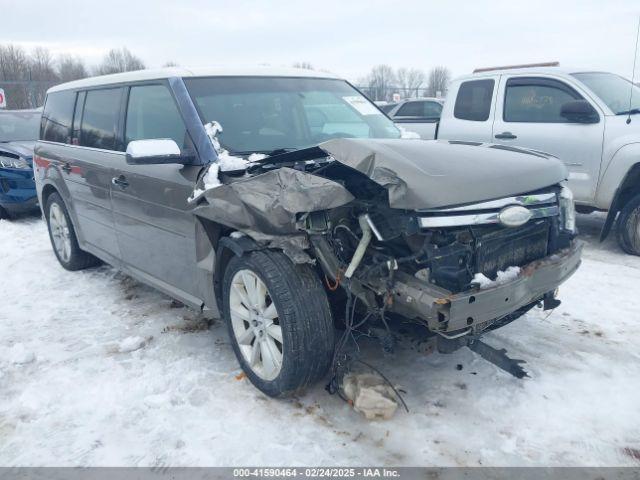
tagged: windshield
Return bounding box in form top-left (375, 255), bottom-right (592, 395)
top-left (184, 77), bottom-right (401, 154)
top-left (573, 72), bottom-right (640, 115)
top-left (0, 111), bottom-right (41, 142)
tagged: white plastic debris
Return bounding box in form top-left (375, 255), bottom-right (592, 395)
top-left (472, 266), bottom-right (521, 290)
top-left (9, 343), bottom-right (35, 364)
top-left (342, 373), bottom-right (399, 420)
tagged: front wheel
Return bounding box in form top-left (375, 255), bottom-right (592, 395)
top-left (222, 250), bottom-right (335, 397)
top-left (616, 193), bottom-right (640, 256)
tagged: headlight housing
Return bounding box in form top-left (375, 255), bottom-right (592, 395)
top-left (559, 183), bottom-right (576, 233)
top-left (0, 156), bottom-right (30, 169)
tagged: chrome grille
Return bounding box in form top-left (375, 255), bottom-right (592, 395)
top-left (417, 192), bottom-right (558, 229)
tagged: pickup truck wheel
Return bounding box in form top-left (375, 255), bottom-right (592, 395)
top-left (45, 192), bottom-right (100, 270)
top-left (222, 250), bottom-right (334, 397)
top-left (616, 193), bottom-right (640, 256)
top-left (0, 206), bottom-right (8, 220)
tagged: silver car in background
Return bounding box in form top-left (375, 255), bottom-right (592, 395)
top-left (384, 97), bottom-right (444, 139)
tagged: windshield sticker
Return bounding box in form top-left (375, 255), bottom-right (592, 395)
top-left (342, 96), bottom-right (381, 116)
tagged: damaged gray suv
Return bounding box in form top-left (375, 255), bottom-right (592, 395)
top-left (34, 67), bottom-right (582, 397)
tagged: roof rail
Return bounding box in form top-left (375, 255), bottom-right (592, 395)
top-left (473, 62), bottom-right (560, 74)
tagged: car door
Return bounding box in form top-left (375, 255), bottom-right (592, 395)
top-left (63, 87), bottom-right (123, 263)
top-left (491, 76), bottom-right (605, 202)
top-left (392, 100), bottom-right (442, 139)
top-left (110, 82), bottom-right (203, 305)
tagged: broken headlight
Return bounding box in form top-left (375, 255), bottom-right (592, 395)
top-left (559, 183), bottom-right (576, 233)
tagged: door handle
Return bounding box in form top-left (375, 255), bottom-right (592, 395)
top-left (111, 175), bottom-right (129, 189)
top-left (495, 132), bottom-right (517, 140)
top-left (61, 163), bottom-right (72, 174)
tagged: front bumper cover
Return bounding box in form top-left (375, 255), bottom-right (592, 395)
top-left (387, 239), bottom-right (583, 333)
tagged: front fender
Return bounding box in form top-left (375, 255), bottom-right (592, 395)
top-left (596, 142), bottom-right (640, 209)
top-left (597, 143), bottom-right (640, 241)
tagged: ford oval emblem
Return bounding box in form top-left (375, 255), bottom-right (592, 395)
top-left (498, 205), bottom-right (532, 227)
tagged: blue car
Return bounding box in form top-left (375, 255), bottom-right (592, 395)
top-left (0, 109), bottom-right (41, 219)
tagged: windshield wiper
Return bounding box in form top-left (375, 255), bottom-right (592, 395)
top-left (617, 108), bottom-right (640, 115)
top-left (235, 148), bottom-right (299, 158)
top-left (264, 148), bottom-right (299, 156)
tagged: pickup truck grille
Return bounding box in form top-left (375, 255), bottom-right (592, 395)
top-left (475, 220), bottom-right (550, 278)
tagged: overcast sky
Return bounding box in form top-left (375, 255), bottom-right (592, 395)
top-left (4, 0), bottom-right (639, 82)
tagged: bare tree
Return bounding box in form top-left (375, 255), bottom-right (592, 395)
top-left (426, 66), bottom-right (451, 97)
top-left (95, 47), bottom-right (145, 75)
top-left (396, 68), bottom-right (425, 98)
top-left (30, 48), bottom-right (56, 79)
top-left (0, 44), bottom-right (31, 108)
top-left (292, 61), bottom-right (314, 70)
top-left (57, 55), bottom-right (88, 82)
top-left (163, 61), bottom-right (179, 67)
top-left (29, 47), bottom-right (58, 106)
top-left (364, 64), bottom-right (397, 101)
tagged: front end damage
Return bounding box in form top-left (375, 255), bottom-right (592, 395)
top-left (192, 138), bottom-right (582, 377)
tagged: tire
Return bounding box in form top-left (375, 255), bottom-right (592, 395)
top-left (0, 206), bottom-right (9, 220)
top-left (45, 192), bottom-right (100, 270)
top-left (616, 193), bottom-right (640, 256)
top-left (222, 250), bottom-right (335, 397)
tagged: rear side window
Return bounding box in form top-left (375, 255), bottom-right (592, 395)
top-left (397, 101), bottom-right (423, 116)
top-left (454, 79), bottom-right (495, 121)
top-left (504, 77), bottom-right (582, 123)
top-left (423, 101), bottom-right (443, 117)
top-left (41, 91), bottom-right (76, 143)
top-left (80, 88), bottom-right (122, 150)
top-left (125, 85), bottom-right (187, 149)
top-left (397, 101), bottom-right (442, 118)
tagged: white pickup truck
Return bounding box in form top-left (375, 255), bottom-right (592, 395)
top-left (426, 64), bottom-right (640, 255)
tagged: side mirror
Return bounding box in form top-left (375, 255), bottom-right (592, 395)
top-left (560, 100), bottom-right (599, 124)
top-left (125, 139), bottom-right (191, 165)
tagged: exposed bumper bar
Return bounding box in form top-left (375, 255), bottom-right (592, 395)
top-left (387, 240), bottom-right (583, 333)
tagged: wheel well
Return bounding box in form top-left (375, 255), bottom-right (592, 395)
top-left (41, 184), bottom-right (58, 208)
top-left (615, 163), bottom-right (640, 211)
top-left (196, 216), bottom-right (261, 303)
top-left (601, 163), bottom-right (640, 241)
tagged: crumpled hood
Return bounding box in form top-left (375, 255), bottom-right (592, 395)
top-left (193, 167), bottom-right (354, 239)
top-left (319, 139), bottom-right (568, 209)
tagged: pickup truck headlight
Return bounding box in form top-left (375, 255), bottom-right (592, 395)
top-left (0, 156), bottom-right (30, 169)
top-left (559, 184), bottom-right (576, 233)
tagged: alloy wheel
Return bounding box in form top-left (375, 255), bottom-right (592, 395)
top-left (49, 203), bottom-right (71, 263)
top-left (229, 269), bottom-right (283, 380)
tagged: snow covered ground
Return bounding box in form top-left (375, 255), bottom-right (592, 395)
top-left (1, 213), bottom-right (639, 467)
